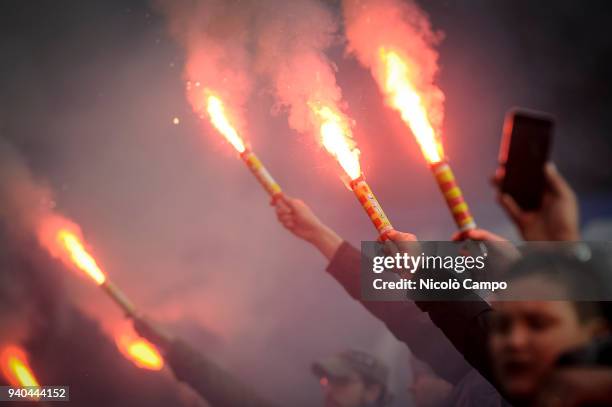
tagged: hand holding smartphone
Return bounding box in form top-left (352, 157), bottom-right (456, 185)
top-left (498, 109), bottom-right (554, 211)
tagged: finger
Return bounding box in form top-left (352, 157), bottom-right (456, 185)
top-left (279, 215), bottom-right (294, 224)
top-left (455, 229), bottom-right (505, 242)
top-left (490, 176), bottom-right (498, 188)
top-left (544, 163), bottom-right (573, 197)
top-left (452, 230), bottom-right (478, 242)
top-left (275, 199), bottom-right (292, 214)
top-left (490, 168), bottom-right (504, 188)
top-left (387, 230), bottom-right (417, 242)
top-left (274, 195), bottom-right (292, 212)
top-left (285, 198), bottom-right (304, 213)
top-left (451, 231), bottom-right (464, 241)
top-left (269, 194), bottom-right (283, 206)
top-left (275, 207), bottom-right (289, 217)
top-left (498, 193), bottom-right (523, 224)
top-left (277, 212), bottom-right (292, 220)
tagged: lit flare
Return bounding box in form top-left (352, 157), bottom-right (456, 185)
top-left (205, 93), bottom-right (246, 153)
top-left (115, 333), bottom-right (164, 371)
top-left (0, 346), bottom-right (40, 388)
top-left (311, 104), bottom-right (361, 180)
top-left (379, 48), bottom-right (442, 164)
top-left (378, 49), bottom-right (475, 231)
top-left (311, 103), bottom-right (392, 237)
top-left (37, 216), bottom-right (137, 315)
top-left (57, 229), bottom-right (106, 285)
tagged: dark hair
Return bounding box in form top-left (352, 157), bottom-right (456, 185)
top-left (506, 247), bottom-right (612, 322)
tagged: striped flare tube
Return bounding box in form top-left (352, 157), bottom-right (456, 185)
top-left (349, 176), bottom-right (394, 238)
top-left (430, 161), bottom-right (476, 232)
top-left (240, 149), bottom-right (282, 198)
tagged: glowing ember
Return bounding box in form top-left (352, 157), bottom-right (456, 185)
top-left (56, 229), bottom-right (106, 285)
top-left (205, 92), bottom-right (246, 153)
top-left (379, 48), bottom-right (442, 164)
top-left (115, 334), bottom-right (164, 371)
top-left (311, 104), bottom-right (361, 180)
top-left (0, 346), bottom-right (40, 387)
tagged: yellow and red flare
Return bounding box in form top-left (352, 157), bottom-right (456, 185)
top-left (349, 176), bottom-right (393, 236)
top-left (378, 48), bottom-right (476, 231)
top-left (204, 90), bottom-right (282, 198)
top-left (311, 103), bottom-right (393, 237)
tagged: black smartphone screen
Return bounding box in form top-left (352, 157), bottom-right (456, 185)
top-left (499, 110), bottom-right (554, 211)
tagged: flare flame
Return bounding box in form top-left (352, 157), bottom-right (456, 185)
top-left (0, 346), bottom-right (40, 387)
top-left (379, 48), bottom-right (443, 164)
top-left (115, 333), bottom-right (164, 371)
top-left (311, 104), bottom-right (361, 180)
top-left (205, 92), bottom-right (246, 153)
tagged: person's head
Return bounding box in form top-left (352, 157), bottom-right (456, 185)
top-left (489, 250), bottom-right (611, 403)
top-left (313, 349), bottom-right (391, 407)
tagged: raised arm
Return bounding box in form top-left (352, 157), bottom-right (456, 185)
top-left (132, 316), bottom-right (279, 407)
top-left (273, 195), bottom-right (473, 384)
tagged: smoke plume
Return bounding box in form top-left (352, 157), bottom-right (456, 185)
top-left (342, 0), bottom-right (445, 135)
top-left (154, 0), bottom-right (258, 140)
top-left (254, 0), bottom-right (351, 139)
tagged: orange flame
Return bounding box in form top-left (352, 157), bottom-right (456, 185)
top-left (37, 216), bottom-right (107, 285)
top-left (56, 229), bottom-right (106, 285)
top-left (0, 346), bottom-right (40, 387)
top-left (115, 333), bottom-right (164, 371)
top-left (311, 104), bottom-right (361, 180)
top-left (205, 92), bottom-right (246, 153)
top-left (379, 48), bottom-right (443, 164)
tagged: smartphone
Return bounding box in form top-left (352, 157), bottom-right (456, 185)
top-left (498, 109), bottom-right (554, 211)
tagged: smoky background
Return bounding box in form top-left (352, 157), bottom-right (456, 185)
top-left (0, 0), bottom-right (610, 406)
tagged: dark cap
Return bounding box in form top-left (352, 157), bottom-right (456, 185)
top-left (312, 349), bottom-right (389, 386)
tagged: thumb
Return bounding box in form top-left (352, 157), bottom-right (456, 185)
top-left (286, 197), bottom-right (309, 215)
top-left (545, 163), bottom-right (573, 197)
top-left (386, 230), bottom-right (417, 242)
top-left (498, 193), bottom-right (524, 224)
top-left (274, 194), bottom-right (293, 213)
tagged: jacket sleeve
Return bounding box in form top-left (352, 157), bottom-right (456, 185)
top-left (415, 299), bottom-right (497, 387)
top-left (326, 241), bottom-right (472, 384)
top-left (165, 339), bottom-right (280, 407)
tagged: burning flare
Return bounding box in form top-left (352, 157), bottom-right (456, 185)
top-left (56, 229), bottom-right (106, 285)
top-left (37, 216), bottom-right (107, 285)
top-left (115, 333), bottom-right (164, 371)
top-left (311, 104), bottom-right (361, 180)
top-left (37, 215), bottom-right (137, 315)
top-left (310, 103), bottom-right (392, 237)
top-left (379, 48), bottom-right (442, 164)
top-left (205, 92), bottom-right (246, 153)
top-left (0, 346), bottom-right (40, 387)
